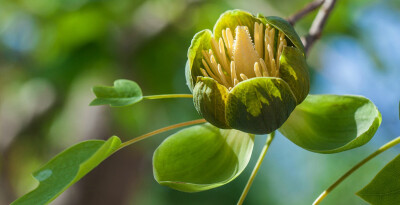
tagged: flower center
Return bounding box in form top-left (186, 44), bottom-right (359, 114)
top-left (200, 22), bottom-right (287, 90)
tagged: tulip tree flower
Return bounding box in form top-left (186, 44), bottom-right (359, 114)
top-left (186, 10), bottom-right (309, 134)
top-left (12, 9), bottom-right (383, 205)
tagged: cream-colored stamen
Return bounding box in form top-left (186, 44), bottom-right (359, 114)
top-left (240, 73), bottom-right (248, 81)
top-left (254, 22), bottom-right (263, 58)
top-left (254, 62), bottom-right (262, 77)
top-left (231, 61), bottom-right (237, 85)
top-left (200, 68), bottom-right (209, 77)
top-left (267, 44), bottom-right (276, 76)
top-left (202, 59), bottom-right (219, 80)
top-left (218, 64), bottom-right (229, 86)
top-left (200, 23), bottom-right (287, 88)
top-left (259, 58), bottom-right (269, 76)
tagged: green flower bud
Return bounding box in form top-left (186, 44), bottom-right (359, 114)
top-left (186, 10), bottom-right (310, 134)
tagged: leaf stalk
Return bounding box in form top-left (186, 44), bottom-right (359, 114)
top-left (313, 136), bottom-right (400, 205)
top-left (237, 132), bottom-right (275, 205)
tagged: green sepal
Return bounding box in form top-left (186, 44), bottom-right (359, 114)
top-left (226, 77), bottom-right (297, 134)
top-left (153, 123), bottom-right (254, 192)
top-left (259, 14), bottom-right (305, 54)
top-left (279, 46), bottom-right (310, 104)
top-left (186, 29), bottom-right (213, 92)
top-left (11, 136), bottom-right (121, 205)
top-left (193, 77), bottom-right (230, 128)
top-left (90, 79), bottom-right (143, 107)
top-left (213, 10), bottom-right (261, 42)
top-left (357, 154), bottom-right (400, 205)
top-left (279, 95), bottom-right (381, 153)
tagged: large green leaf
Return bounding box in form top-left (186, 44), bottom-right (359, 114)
top-left (279, 95), bottom-right (381, 153)
top-left (153, 123), bottom-right (254, 192)
top-left (90, 79), bottom-right (143, 107)
top-left (357, 154), bottom-right (400, 204)
top-left (12, 136), bottom-right (121, 205)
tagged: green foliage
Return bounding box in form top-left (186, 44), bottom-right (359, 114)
top-left (11, 136), bottom-right (121, 205)
top-left (90, 79), bottom-right (143, 107)
top-left (153, 123), bottom-right (254, 192)
top-left (279, 95), bottom-right (381, 153)
top-left (357, 154), bottom-right (400, 205)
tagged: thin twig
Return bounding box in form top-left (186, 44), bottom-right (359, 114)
top-left (303, 0), bottom-right (337, 54)
top-left (287, 0), bottom-right (324, 25)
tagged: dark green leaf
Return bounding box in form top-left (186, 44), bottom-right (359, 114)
top-left (279, 95), bottom-right (381, 153)
top-left (12, 136), bottom-right (121, 205)
top-left (153, 123), bottom-right (254, 192)
top-left (90, 79), bottom-right (143, 107)
top-left (357, 154), bottom-right (400, 205)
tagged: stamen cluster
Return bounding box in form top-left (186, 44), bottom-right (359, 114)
top-left (200, 22), bottom-right (287, 90)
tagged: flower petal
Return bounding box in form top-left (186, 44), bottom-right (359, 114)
top-left (226, 77), bottom-right (297, 134)
top-left (279, 46), bottom-right (310, 104)
top-left (193, 77), bottom-right (230, 128)
top-left (153, 123), bottom-right (254, 192)
top-left (186, 29), bottom-right (213, 92)
top-left (259, 14), bottom-right (305, 53)
top-left (279, 95), bottom-right (381, 153)
top-left (213, 10), bottom-right (261, 42)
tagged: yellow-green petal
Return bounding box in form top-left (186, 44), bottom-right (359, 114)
top-left (259, 15), bottom-right (305, 53)
top-left (186, 29), bottom-right (213, 92)
top-left (226, 77), bottom-right (297, 134)
top-left (279, 46), bottom-right (310, 104)
top-left (193, 77), bottom-right (230, 128)
top-left (213, 10), bottom-right (260, 41)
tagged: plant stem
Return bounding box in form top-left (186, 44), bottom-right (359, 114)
top-left (143, 94), bottom-right (193, 100)
top-left (303, 0), bottom-right (337, 54)
top-left (287, 0), bottom-right (324, 25)
top-left (313, 136), bottom-right (400, 205)
top-left (237, 132), bottom-right (275, 205)
top-left (117, 119), bottom-right (206, 151)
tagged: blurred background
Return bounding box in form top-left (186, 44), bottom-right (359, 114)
top-left (0, 0), bottom-right (399, 204)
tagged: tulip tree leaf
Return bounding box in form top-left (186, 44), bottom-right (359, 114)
top-left (153, 123), bottom-right (254, 192)
top-left (90, 79), bottom-right (143, 107)
top-left (357, 154), bottom-right (400, 205)
top-left (279, 95), bottom-right (381, 153)
top-left (12, 136), bottom-right (121, 205)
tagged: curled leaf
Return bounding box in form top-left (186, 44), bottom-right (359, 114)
top-left (153, 123), bottom-right (254, 192)
top-left (279, 95), bottom-right (381, 153)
